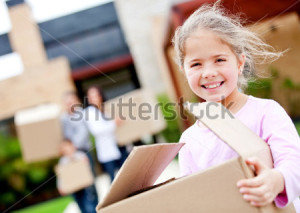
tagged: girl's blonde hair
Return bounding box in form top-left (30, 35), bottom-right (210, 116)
top-left (172, 1), bottom-right (283, 90)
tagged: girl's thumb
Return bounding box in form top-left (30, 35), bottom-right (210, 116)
top-left (246, 157), bottom-right (266, 175)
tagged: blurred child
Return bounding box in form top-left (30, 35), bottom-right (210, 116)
top-left (173, 1), bottom-right (300, 211)
top-left (57, 139), bottom-right (98, 213)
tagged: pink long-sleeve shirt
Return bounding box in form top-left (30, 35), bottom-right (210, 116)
top-left (179, 96), bottom-right (300, 211)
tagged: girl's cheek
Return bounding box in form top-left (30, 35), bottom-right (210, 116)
top-left (185, 69), bottom-right (197, 77)
top-left (186, 76), bottom-right (193, 87)
top-left (187, 76), bottom-right (199, 89)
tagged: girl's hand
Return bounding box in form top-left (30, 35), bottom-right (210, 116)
top-left (237, 157), bottom-right (285, 207)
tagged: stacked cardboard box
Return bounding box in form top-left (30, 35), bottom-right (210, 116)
top-left (15, 104), bottom-right (62, 163)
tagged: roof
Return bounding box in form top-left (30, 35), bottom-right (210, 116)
top-left (38, 2), bottom-right (130, 71)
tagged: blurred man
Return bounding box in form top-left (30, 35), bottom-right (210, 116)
top-left (61, 91), bottom-right (99, 213)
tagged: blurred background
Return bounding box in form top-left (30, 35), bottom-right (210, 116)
top-left (0, 0), bottom-right (300, 212)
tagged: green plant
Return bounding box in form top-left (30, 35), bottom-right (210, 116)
top-left (280, 77), bottom-right (300, 117)
top-left (282, 78), bottom-right (295, 89)
top-left (0, 132), bottom-right (59, 212)
top-left (157, 94), bottom-right (182, 142)
top-left (245, 66), bottom-right (280, 98)
top-left (269, 66), bottom-right (279, 78)
top-left (281, 76), bottom-right (300, 90)
top-left (294, 121), bottom-right (300, 136)
top-left (13, 196), bottom-right (73, 213)
top-left (246, 78), bottom-right (272, 99)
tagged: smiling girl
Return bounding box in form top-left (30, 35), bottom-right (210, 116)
top-left (173, 1), bottom-right (300, 211)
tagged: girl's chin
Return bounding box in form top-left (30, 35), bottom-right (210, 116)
top-left (199, 95), bottom-right (225, 103)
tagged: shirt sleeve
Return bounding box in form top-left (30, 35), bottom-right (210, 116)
top-left (261, 100), bottom-right (300, 208)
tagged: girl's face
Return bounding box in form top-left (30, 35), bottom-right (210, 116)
top-left (87, 88), bottom-right (102, 107)
top-left (183, 29), bottom-right (245, 102)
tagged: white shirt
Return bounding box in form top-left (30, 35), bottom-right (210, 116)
top-left (84, 106), bottom-right (121, 163)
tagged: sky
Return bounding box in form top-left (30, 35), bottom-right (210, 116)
top-left (0, 0), bottom-right (113, 81)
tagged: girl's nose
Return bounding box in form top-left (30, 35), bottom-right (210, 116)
top-left (201, 66), bottom-right (217, 79)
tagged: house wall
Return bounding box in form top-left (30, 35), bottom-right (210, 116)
top-left (114, 0), bottom-right (174, 96)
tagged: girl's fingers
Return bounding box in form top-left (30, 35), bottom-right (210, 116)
top-left (238, 159), bottom-right (278, 208)
top-left (250, 200), bottom-right (269, 207)
top-left (240, 185), bottom-right (267, 197)
top-left (242, 192), bottom-right (273, 206)
top-left (237, 176), bottom-right (263, 188)
top-left (243, 194), bottom-right (263, 202)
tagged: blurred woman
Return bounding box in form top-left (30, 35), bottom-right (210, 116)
top-left (84, 86), bottom-right (123, 182)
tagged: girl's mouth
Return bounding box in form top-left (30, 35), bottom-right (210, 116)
top-left (201, 81), bottom-right (224, 89)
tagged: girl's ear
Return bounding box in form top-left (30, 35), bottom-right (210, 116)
top-left (180, 66), bottom-right (185, 74)
top-left (238, 53), bottom-right (246, 75)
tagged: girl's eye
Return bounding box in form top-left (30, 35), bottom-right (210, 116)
top-left (216, 58), bottom-right (226, 63)
top-left (191, 63), bottom-right (201, 68)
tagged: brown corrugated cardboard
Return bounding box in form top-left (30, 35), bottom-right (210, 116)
top-left (8, 4), bottom-right (47, 68)
top-left (97, 143), bottom-right (184, 209)
top-left (104, 89), bottom-right (166, 145)
top-left (55, 158), bottom-right (94, 194)
top-left (15, 104), bottom-right (63, 163)
top-left (1, 4), bottom-right (76, 120)
top-left (0, 57), bottom-right (75, 120)
top-left (96, 102), bottom-right (295, 213)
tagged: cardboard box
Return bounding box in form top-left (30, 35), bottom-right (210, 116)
top-left (0, 57), bottom-right (75, 120)
top-left (15, 104), bottom-right (63, 163)
top-left (96, 102), bottom-right (295, 213)
top-left (104, 89), bottom-right (166, 146)
top-left (8, 4), bottom-right (47, 68)
top-left (55, 157), bottom-right (94, 194)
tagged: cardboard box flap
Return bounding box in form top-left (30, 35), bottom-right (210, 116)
top-left (15, 104), bottom-right (61, 125)
top-left (186, 102), bottom-right (273, 168)
top-left (97, 143), bottom-right (184, 210)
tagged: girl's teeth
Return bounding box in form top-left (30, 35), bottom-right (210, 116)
top-left (205, 82), bottom-right (221, 89)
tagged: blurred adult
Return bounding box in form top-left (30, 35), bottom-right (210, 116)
top-left (60, 91), bottom-right (99, 212)
top-left (61, 92), bottom-right (92, 154)
top-left (84, 86), bottom-right (127, 182)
